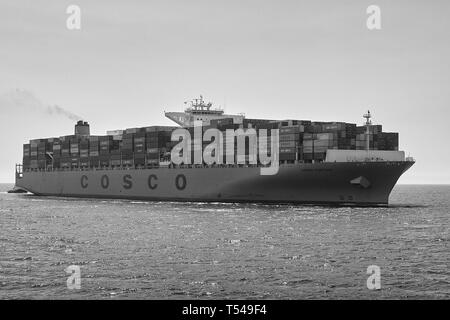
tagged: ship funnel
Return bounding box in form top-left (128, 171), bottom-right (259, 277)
top-left (75, 120), bottom-right (90, 137)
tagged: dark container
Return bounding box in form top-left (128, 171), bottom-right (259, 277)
top-left (99, 159), bottom-right (110, 167)
top-left (279, 153), bottom-right (296, 161)
top-left (53, 159), bottom-right (61, 168)
top-left (147, 152), bottom-right (159, 160)
top-left (134, 157), bottom-right (145, 166)
top-left (313, 152), bottom-right (327, 161)
top-left (280, 126), bottom-right (301, 134)
top-left (80, 160), bottom-right (89, 167)
top-left (146, 158), bottom-right (159, 165)
top-left (23, 144), bottom-right (30, 157)
top-left (38, 159), bottom-right (46, 169)
top-left (279, 134), bottom-right (299, 141)
top-left (60, 158), bottom-right (71, 168)
top-left (89, 156), bottom-right (100, 167)
top-left (110, 149), bottom-right (121, 155)
top-left (122, 159), bottom-right (133, 166)
top-left (122, 153), bottom-right (133, 161)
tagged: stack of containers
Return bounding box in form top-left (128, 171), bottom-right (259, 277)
top-left (21, 119), bottom-right (401, 170)
top-left (146, 130), bottom-right (159, 165)
top-left (133, 131), bottom-right (146, 166)
top-left (79, 139), bottom-right (89, 167)
top-left (45, 139), bottom-right (55, 168)
top-left (70, 137), bottom-right (80, 168)
top-left (99, 136), bottom-right (112, 167)
top-left (377, 132), bottom-right (398, 151)
top-left (29, 140), bottom-right (39, 169)
top-left (302, 122), bottom-right (360, 160)
top-left (109, 134), bottom-right (122, 167)
top-left (242, 118), bottom-right (273, 129)
top-left (37, 140), bottom-right (47, 169)
top-left (278, 124), bottom-right (304, 161)
top-left (303, 122), bottom-right (326, 161)
top-left (355, 125), bottom-right (383, 150)
top-left (52, 139), bottom-right (61, 168)
top-left (145, 127), bottom-right (173, 165)
top-left (303, 133), bottom-right (337, 161)
top-left (89, 136), bottom-right (100, 167)
top-left (121, 132), bottom-right (134, 166)
top-left (305, 122), bottom-right (324, 134)
top-left (60, 137), bottom-right (71, 168)
top-left (321, 122), bottom-right (357, 150)
top-left (23, 144), bottom-right (30, 170)
top-left (276, 119), bottom-right (311, 128)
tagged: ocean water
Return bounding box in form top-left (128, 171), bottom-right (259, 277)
top-left (0, 183), bottom-right (448, 299)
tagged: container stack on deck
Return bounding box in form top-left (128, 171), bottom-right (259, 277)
top-left (52, 139), bottom-right (61, 168)
top-left (29, 141), bottom-right (38, 169)
top-left (21, 117), bottom-right (399, 170)
top-left (277, 121), bottom-right (308, 162)
top-left (146, 127), bottom-right (174, 165)
top-left (301, 122), bottom-right (357, 161)
top-left (99, 136), bottom-right (112, 167)
top-left (22, 144), bottom-right (31, 170)
top-left (89, 136), bottom-right (99, 168)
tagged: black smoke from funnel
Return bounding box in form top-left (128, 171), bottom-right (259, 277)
top-left (46, 104), bottom-right (81, 121)
top-left (0, 89), bottom-right (82, 121)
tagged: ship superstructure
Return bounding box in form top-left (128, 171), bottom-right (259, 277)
top-left (165, 95), bottom-right (244, 127)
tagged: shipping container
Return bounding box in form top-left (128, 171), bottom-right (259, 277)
top-left (279, 141), bottom-right (297, 148)
top-left (279, 134), bottom-right (300, 141)
top-left (111, 159), bottom-right (121, 166)
top-left (279, 153), bottom-right (296, 161)
top-left (279, 126), bottom-right (304, 134)
top-left (280, 147), bottom-right (296, 153)
top-left (122, 159), bottom-right (133, 166)
top-left (134, 157), bottom-right (146, 166)
top-left (106, 130), bottom-right (124, 136)
top-left (147, 152), bottom-right (159, 160)
top-left (89, 157), bottom-right (99, 167)
top-left (146, 158), bottom-right (159, 165)
top-left (80, 160), bottom-right (89, 167)
top-left (23, 144), bottom-right (30, 158)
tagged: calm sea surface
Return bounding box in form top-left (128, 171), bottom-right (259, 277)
top-left (0, 183), bottom-right (448, 299)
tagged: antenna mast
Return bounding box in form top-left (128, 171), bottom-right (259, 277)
top-left (363, 110), bottom-right (372, 151)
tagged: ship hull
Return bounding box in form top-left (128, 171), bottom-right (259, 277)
top-left (15, 162), bottom-right (413, 205)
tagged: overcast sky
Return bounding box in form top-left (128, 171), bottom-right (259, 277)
top-left (1, 0), bottom-right (449, 183)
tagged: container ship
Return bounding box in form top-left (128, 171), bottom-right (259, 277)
top-left (13, 96), bottom-right (414, 205)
